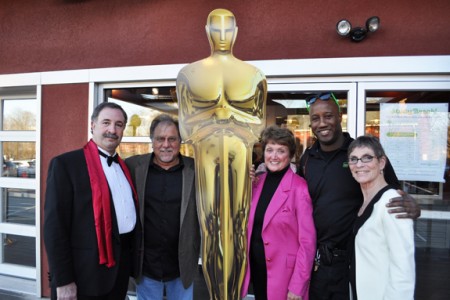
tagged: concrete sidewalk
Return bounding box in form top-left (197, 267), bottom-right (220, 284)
top-left (0, 272), bottom-right (255, 300)
top-left (0, 275), bottom-right (43, 299)
top-left (0, 290), bottom-right (45, 300)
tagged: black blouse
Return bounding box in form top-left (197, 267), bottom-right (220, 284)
top-left (250, 165), bottom-right (289, 300)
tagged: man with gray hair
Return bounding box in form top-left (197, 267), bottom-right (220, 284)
top-left (125, 114), bottom-right (200, 300)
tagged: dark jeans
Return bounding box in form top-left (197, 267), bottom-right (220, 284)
top-left (309, 259), bottom-right (350, 300)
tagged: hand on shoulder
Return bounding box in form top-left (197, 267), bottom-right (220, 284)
top-left (386, 189), bottom-right (421, 219)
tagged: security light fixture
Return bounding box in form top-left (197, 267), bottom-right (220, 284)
top-left (336, 16), bottom-right (380, 42)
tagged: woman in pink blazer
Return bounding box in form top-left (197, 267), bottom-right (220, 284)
top-left (242, 126), bottom-right (316, 300)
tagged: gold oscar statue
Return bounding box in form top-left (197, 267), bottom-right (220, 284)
top-left (176, 8), bottom-right (267, 300)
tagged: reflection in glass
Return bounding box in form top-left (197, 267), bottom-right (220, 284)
top-left (364, 90), bottom-right (450, 212)
top-left (2, 234), bottom-right (36, 267)
top-left (108, 96), bottom-right (177, 138)
top-left (282, 93), bottom-right (348, 156)
top-left (106, 89), bottom-right (351, 160)
top-left (364, 90), bottom-right (450, 299)
top-left (1, 188), bottom-right (35, 225)
top-left (2, 142), bottom-right (36, 178)
top-left (2, 99), bottom-right (36, 131)
top-left (118, 142), bottom-right (151, 159)
top-left (118, 142), bottom-right (193, 159)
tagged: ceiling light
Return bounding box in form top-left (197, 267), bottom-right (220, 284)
top-left (272, 99), bottom-right (307, 109)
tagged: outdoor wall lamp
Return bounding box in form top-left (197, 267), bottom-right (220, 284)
top-left (336, 16), bottom-right (380, 42)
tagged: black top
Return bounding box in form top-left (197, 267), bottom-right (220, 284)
top-left (142, 154), bottom-right (184, 281)
top-left (297, 133), bottom-right (400, 250)
top-left (250, 165), bottom-right (289, 300)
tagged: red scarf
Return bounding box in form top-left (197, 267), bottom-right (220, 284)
top-left (83, 139), bottom-right (138, 267)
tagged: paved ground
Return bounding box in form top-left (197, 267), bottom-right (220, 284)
top-left (0, 290), bottom-right (42, 300)
top-left (0, 268), bottom-right (254, 299)
top-left (5, 248), bottom-right (450, 300)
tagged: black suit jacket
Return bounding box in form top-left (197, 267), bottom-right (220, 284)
top-left (44, 148), bottom-right (142, 296)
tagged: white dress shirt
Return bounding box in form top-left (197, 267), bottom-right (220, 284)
top-left (98, 148), bottom-right (136, 234)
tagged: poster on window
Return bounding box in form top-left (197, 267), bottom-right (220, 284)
top-left (380, 103), bottom-right (448, 182)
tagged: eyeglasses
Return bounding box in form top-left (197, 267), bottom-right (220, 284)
top-left (348, 155), bottom-right (377, 165)
top-left (153, 136), bottom-right (180, 144)
top-left (306, 92), bottom-right (340, 112)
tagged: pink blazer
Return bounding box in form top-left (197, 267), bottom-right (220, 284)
top-left (241, 168), bottom-right (316, 300)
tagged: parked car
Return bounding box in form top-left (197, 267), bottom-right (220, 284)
top-left (16, 160), bottom-right (36, 178)
top-left (2, 161), bottom-right (18, 177)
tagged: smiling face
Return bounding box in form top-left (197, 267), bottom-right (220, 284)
top-left (152, 122), bottom-right (181, 169)
top-left (349, 146), bottom-right (386, 185)
top-left (264, 141), bottom-right (291, 172)
top-left (91, 107), bottom-right (126, 155)
top-left (309, 99), bottom-right (343, 151)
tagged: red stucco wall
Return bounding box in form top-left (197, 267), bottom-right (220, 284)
top-left (1, 0), bottom-right (449, 74)
top-left (40, 83), bottom-right (89, 297)
top-left (3, 0), bottom-right (449, 296)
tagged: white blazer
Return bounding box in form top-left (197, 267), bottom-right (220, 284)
top-left (354, 188), bottom-right (415, 300)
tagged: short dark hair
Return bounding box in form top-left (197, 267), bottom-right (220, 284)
top-left (260, 125), bottom-right (296, 158)
top-left (91, 102), bottom-right (128, 124)
top-left (348, 135), bottom-right (386, 158)
top-left (149, 114), bottom-right (181, 140)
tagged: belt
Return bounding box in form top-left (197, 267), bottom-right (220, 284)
top-left (332, 248), bottom-right (347, 257)
top-left (315, 245), bottom-right (347, 268)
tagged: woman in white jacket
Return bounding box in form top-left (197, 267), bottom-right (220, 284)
top-left (347, 135), bottom-right (415, 300)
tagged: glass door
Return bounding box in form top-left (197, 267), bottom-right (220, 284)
top-left (0, 87), bottom-right (38, 280)
top-left (98, 79), bottom-right (450, 298)
top-left (99, 81), bottom-right (358, 158)
top-left (358, 81), bottom-right (450, 299)
top-left (267, 82), bottom-right (358, 151)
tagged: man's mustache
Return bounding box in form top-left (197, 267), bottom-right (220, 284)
top-left (104, 133), bottom-right (119, 139)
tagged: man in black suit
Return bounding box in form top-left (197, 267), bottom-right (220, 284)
top-left (44, 102), bottom-right (141, 300)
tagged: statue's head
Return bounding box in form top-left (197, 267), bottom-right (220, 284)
top-left (205, 8), bottom-right (238, 53)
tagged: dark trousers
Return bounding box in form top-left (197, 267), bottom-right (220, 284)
top-left (51, 232), bottom-right (132, 300)
top-left (309, 259), bottom-right (350, 300)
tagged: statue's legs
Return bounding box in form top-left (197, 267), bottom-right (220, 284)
top-left (194, 130), bottom-right (253, 300)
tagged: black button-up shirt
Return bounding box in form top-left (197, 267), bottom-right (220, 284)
top-left (143, 154), bottom-right (183, 281)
